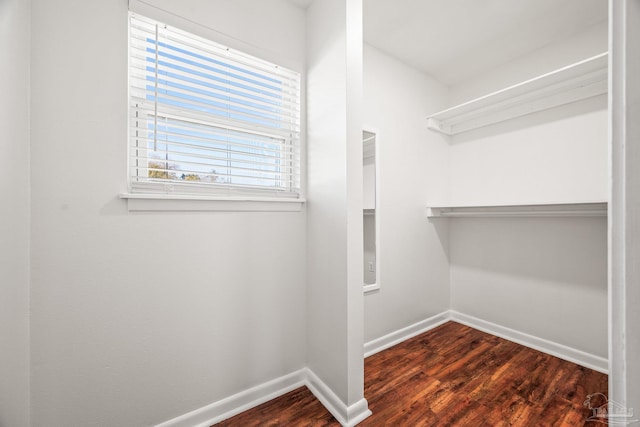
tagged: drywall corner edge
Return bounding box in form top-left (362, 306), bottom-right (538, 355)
top-left (305, 368), bottom-right (371, 427)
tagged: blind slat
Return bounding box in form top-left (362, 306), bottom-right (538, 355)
top-left (129, 13), bottom-right (301, 197)
top-left (138, 89), bottom-right (299, 130)
top-left (129, 59), bottom-right (301, 114)
top-left (129, 112), bottom-right (300, 153)
top-left (130, 22), bottom-right (300, 83)
top-left (132, 154), bottom-right (301, 176)
top-left (131, 101), bottom-right (299, 139)
top-left (130, 137), bottom-right (300, 163)
top-left (130, 49), bottom-right (300, 107)
top-left (130, 180), bottom-right (300, 198)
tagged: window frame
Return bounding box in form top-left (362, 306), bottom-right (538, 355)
top-left (123, 12), bottom-right (304, 212)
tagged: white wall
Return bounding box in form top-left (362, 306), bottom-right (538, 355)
top-left (610, 0), bottom-right (640, 413)
top-left (449, 96), bottom-right (608, 206)
top-left (362, 45), bottom-right (450, 342)
top-left (449, 20), bottom-right (608, 206)
top-left (450, 217), bottom-right (608, 358)
top-left (29, 1), bottom-right (307, 426)
top-left (0, 0), bottom-right (31, 425)
top-left (447, 22), bottom-right (609, 360)
top-left (450, 20), bottom-right (608, 105)
top-left (306, 0), bottom-right (349, 402)
top-left (306, 0), bottom-right (368, 420)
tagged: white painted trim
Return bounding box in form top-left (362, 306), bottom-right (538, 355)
top-left (305, 368), bottom-right (348, 425)
top-left (154, 370), bottom-right (306, 427)
top-left (363, 125), bottom-right (382, 295)
top-left (426, 201), bottom-right (608, 218)
top-left (156, 311), bottom-right (609, 427)
top-left (364, 310), bottom-right (608, 373)
top-left (449, 311), bottom-right (609, 374)
top-left (346, 398), bottom-right (373, 427)
top-left (127, 0), bottom-right (305, 73)
top-left (426, 52), bottom-right (608, 136)
top-left (363, 283), bottom-right (380, 294)
top-left (608, 0), bottom-right (640, 410)
top-left (305, 368), bottom-right (371, 427)
top-left (154, 368), bottom-right (372, 427)
top-left (120, 193), bottom-right (305, 212)
top-left (363, 311), bottom-right (450, 358)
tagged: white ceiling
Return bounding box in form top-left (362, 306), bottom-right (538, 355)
top-left (364, 0), bottom-right (608, 85)
top-left (287, 0), bottom-right (607, 86)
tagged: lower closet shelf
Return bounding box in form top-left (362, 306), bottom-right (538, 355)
top-left (426, 202), bottom-right (607, 218)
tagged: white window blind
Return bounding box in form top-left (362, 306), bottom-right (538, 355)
top-left (128, 13), bottom-right (301, 198)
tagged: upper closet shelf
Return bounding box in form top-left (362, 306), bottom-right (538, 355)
top-left (426, 52), bottom-right (608, 136)
top-left (427, 202), bottom-right (607, 218)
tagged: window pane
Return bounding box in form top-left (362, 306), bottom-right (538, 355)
top-left (129, 13), bottom-right (301, 197)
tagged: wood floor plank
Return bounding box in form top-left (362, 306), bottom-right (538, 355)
top-left (213, 322), bottom-right (608, 426)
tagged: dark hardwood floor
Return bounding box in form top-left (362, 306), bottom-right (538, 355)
top-left (214, 321), bottom-right (608, 426)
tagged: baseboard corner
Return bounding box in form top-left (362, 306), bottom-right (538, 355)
top-left (364, 310), bottom-right (451, 358)
top-left (304, 368), bottom-right (371, 427)
top-left (449, 310), bottom-right (609, 374)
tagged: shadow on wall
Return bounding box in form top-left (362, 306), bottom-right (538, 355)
top-left (430, 218), bottom-right (451, 263)
top-left (450, 95), bottom-right (607, 145)
top-left (446, 216), bottom-right (607, 290)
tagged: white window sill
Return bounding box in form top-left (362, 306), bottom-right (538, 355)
top-left (119, 193), bottom-right (305, 212)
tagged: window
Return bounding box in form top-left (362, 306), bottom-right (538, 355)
top-left (128, 14), bottom-right (301, 200)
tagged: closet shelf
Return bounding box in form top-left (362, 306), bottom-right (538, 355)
top-left (426, 52), bottom-right (608, 136)
top-left (426, 202), bottom-right (607, 218)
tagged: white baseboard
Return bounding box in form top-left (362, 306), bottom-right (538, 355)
top-left (155, 368), bottom-right (372, 427)
top-left (305, 368), bottom-right (372, 427)
top-left (363, 311), bottom-right (450, 358)
top-left (449, 310), bottom-right (609, 374)
top-left (154, 369), bottom-right (306, 427)
top-left (157, 310), bottom-right (608, 427)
